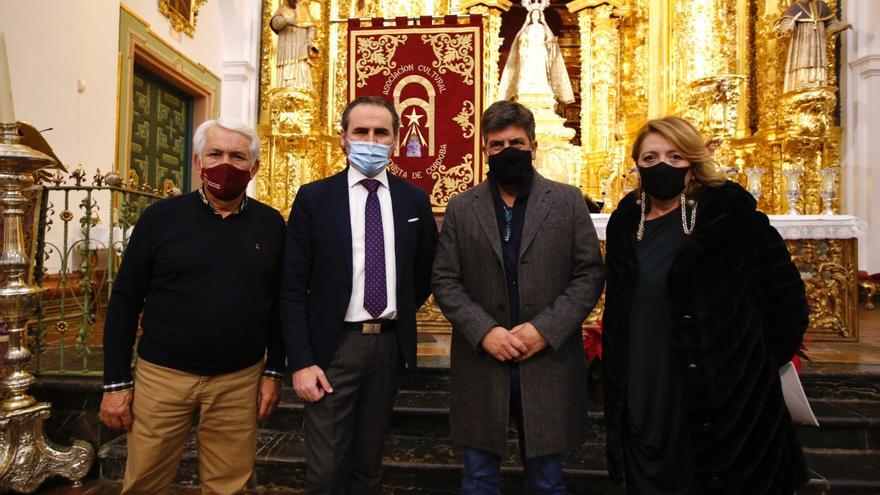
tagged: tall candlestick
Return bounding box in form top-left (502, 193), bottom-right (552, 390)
top-left (0, 33), bottom-right (16, 124)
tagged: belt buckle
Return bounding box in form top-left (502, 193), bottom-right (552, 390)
top-left (362, 322), bottom-right (382, 335)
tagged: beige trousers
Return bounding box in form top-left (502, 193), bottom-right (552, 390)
top-left (121, 358), bottom-right (263, 495)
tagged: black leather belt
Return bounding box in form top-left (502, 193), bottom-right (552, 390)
top-left (343, 319), bottom-right (396, 334)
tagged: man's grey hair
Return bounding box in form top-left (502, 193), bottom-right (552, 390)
top-left (193, 119), bottom-right (260, 162)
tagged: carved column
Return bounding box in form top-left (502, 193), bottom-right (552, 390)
top-left (258, 0), bottom-right (339, 216)
top-left (461, 0), bottom-right (511, 107)
top-left (567, 0), bottom-right (625, 202)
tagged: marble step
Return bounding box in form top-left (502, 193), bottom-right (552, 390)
top-left (267, 387), bottom-right (879, 452)
top-left (799, 365), bottom-right (880, 403)
top-left (279, 363), bottom-right (879, 398)
top-left (97, 429), bottom-right (880, 493)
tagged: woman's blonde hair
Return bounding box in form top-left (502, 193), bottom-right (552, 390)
top-left (630, 116), bottom-right (726, 188)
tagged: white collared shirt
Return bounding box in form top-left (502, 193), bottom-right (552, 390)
top-left (345, 166), bottom-right (397, 321)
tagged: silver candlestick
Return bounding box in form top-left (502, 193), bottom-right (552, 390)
top-left (819, 167), bottom-right (838, 215)
top-left (0, 31), bottom-right (94, 490)
top-left (782, 167), bottom-right (803, 215)
top-left (744, 167), bottom-right (764, 203)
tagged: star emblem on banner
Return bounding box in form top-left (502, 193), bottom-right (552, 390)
top-left (405, 109), bottom-right (423, 126)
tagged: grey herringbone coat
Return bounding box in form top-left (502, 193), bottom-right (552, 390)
top-left (432, 173), bottom-right (605, 457)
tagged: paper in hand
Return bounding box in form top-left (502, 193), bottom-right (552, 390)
top-left (779, 361), bottom-right (819, 427)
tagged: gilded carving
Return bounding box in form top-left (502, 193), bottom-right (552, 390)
top-left (158, 0), bottom-right (208, 37)
top-left (420, 33), bottom-right (477, 85)
top-left (684, 76), bottom-right (743, 137)
top-left (453, 101), bottom-right (476, 138)
top-left (788, 239), bottom-right (858, 341)
top-left (779, 86), bottom-right (836, 137)
top-left (254, 0), bottom-right (856, 341)
top-left (355, 35), bottom-right (408, 88)
top-left (461, 2), bottom-right (508, 105)
top-left (429, 153), bottom-right (475, 208)
top-left (616, 0), bottom-right (648, 139)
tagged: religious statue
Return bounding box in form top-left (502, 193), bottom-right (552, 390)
top-left (498, 2), bottom-right (575, 104)
top-left (270, 0), bottom-right (320, 91)
top-left (777, 0), bottom-right (851, 93)
top-left (405, 133), bottom-right (422, 157)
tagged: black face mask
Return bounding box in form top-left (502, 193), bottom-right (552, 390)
top-left (488, 147), bottom-right (532, 186)
top-left (638, 161), bottom-right (689, 200)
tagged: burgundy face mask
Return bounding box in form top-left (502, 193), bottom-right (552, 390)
top-left (201, 163), bottom-right (251, 201)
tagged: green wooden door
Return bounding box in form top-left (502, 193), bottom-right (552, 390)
top-left (130, 65), bottom-right (193, 192)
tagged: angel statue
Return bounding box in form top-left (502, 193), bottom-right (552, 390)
top-left (270, 0), bottom-right (320, 91)
top-left (498, 0), bottom-right (575, 104)
top-left (777, 0), bottom-right (851, 93)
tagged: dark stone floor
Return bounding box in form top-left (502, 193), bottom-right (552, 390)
top-left (24, 309), bottom-right (880, 494)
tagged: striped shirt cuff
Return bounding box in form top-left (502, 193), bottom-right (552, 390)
top-left (103, 381), bottom-right (134, 393)
top-left (262, 369), bottom-right (284, 381)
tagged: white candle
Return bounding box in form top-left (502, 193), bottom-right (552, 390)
top-left (0, 33), bottom-right (17, 123)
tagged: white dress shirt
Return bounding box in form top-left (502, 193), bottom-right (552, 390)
top-left (345, 166), bottom-right (397, 321)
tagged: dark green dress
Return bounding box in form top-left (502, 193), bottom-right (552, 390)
top-left (623, 208), bottom-right (693, 494)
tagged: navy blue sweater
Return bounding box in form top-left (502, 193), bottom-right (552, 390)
top-left (102, 191), bottom-right (286, 389)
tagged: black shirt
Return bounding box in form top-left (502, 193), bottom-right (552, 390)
top-left (488, 170), bottom-right (533, 326)
top-left (102, 191), bottom-right (286, 390)
top-left (624, 207), bottom-right (693, 493)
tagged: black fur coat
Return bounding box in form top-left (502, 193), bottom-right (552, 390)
top-left (602, 181), bottom-right (809, 493)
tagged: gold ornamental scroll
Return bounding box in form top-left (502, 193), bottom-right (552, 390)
top-left (461, 0), bottom-right (512, 108)
top-left (742, 0), bottom-right (843, 216)
top-left (567, 0), bottom-right (626, 203)
top-left (258, 0), bottom-right (335, 216)
top-left (347, 16), bottom-right (484, 213)
top-left (788, 238), bottom-right (859, 342)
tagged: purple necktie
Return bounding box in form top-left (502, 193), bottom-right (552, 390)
top-left (361, 179), bottom-right (387, 318)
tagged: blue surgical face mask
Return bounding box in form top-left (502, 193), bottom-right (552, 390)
top-left (346, 139), bottom-right (391, 177)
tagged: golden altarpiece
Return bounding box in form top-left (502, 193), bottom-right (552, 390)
top-left (256, 0), bottom-right (861, 342)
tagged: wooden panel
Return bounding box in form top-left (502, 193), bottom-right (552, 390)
top-left (130, 66), bottom-right (193, 192)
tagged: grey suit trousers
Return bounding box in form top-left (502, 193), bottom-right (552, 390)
top-left (304, 329), bottom-right (402, 495)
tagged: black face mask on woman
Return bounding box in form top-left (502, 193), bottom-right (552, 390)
top-left (637, 161), bottom-right (689, 200)
top-left (487, 147), bottom-right (532, 186)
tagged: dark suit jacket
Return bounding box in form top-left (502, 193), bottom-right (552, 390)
top-left (281, 168), bottom-right (438, 372)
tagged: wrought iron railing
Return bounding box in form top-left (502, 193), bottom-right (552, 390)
top-left (29, 169), bottom-right (169, 376)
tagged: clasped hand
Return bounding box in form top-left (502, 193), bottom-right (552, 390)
top-left (480, 322), bottom-right (547, 363)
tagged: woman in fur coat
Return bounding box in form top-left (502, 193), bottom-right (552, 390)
top-left (602, 116), bottom-right (809, 494)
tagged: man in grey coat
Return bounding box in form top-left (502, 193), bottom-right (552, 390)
top-left (432, 100), bottom-right (605, 493)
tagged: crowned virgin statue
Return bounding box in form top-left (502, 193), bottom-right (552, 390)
top-left (777, 0), bottom-right (851, 93)
top-left (498, 2), bottom-right (575, 104)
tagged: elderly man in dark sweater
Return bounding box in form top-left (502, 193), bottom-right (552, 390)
top-left (99, 119), bottom-right (286, 494)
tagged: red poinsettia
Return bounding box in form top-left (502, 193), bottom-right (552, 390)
top-left (792, 338), bottom-right (811, 373)
top-left (583, 321), bottom-right (602, 362)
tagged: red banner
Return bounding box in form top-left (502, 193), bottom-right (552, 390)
top-left (348, 16), bottom-right (483, 213)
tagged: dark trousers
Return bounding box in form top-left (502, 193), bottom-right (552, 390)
top-left (304, 329), bottom-right (402, 495)
top-left (461, 365), bottom-right (566, 495)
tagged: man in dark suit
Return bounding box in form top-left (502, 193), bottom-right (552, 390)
top-left (432, 100), bottom-right (605, 493)
top-left (281, 96), bottom-right (438, 494)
